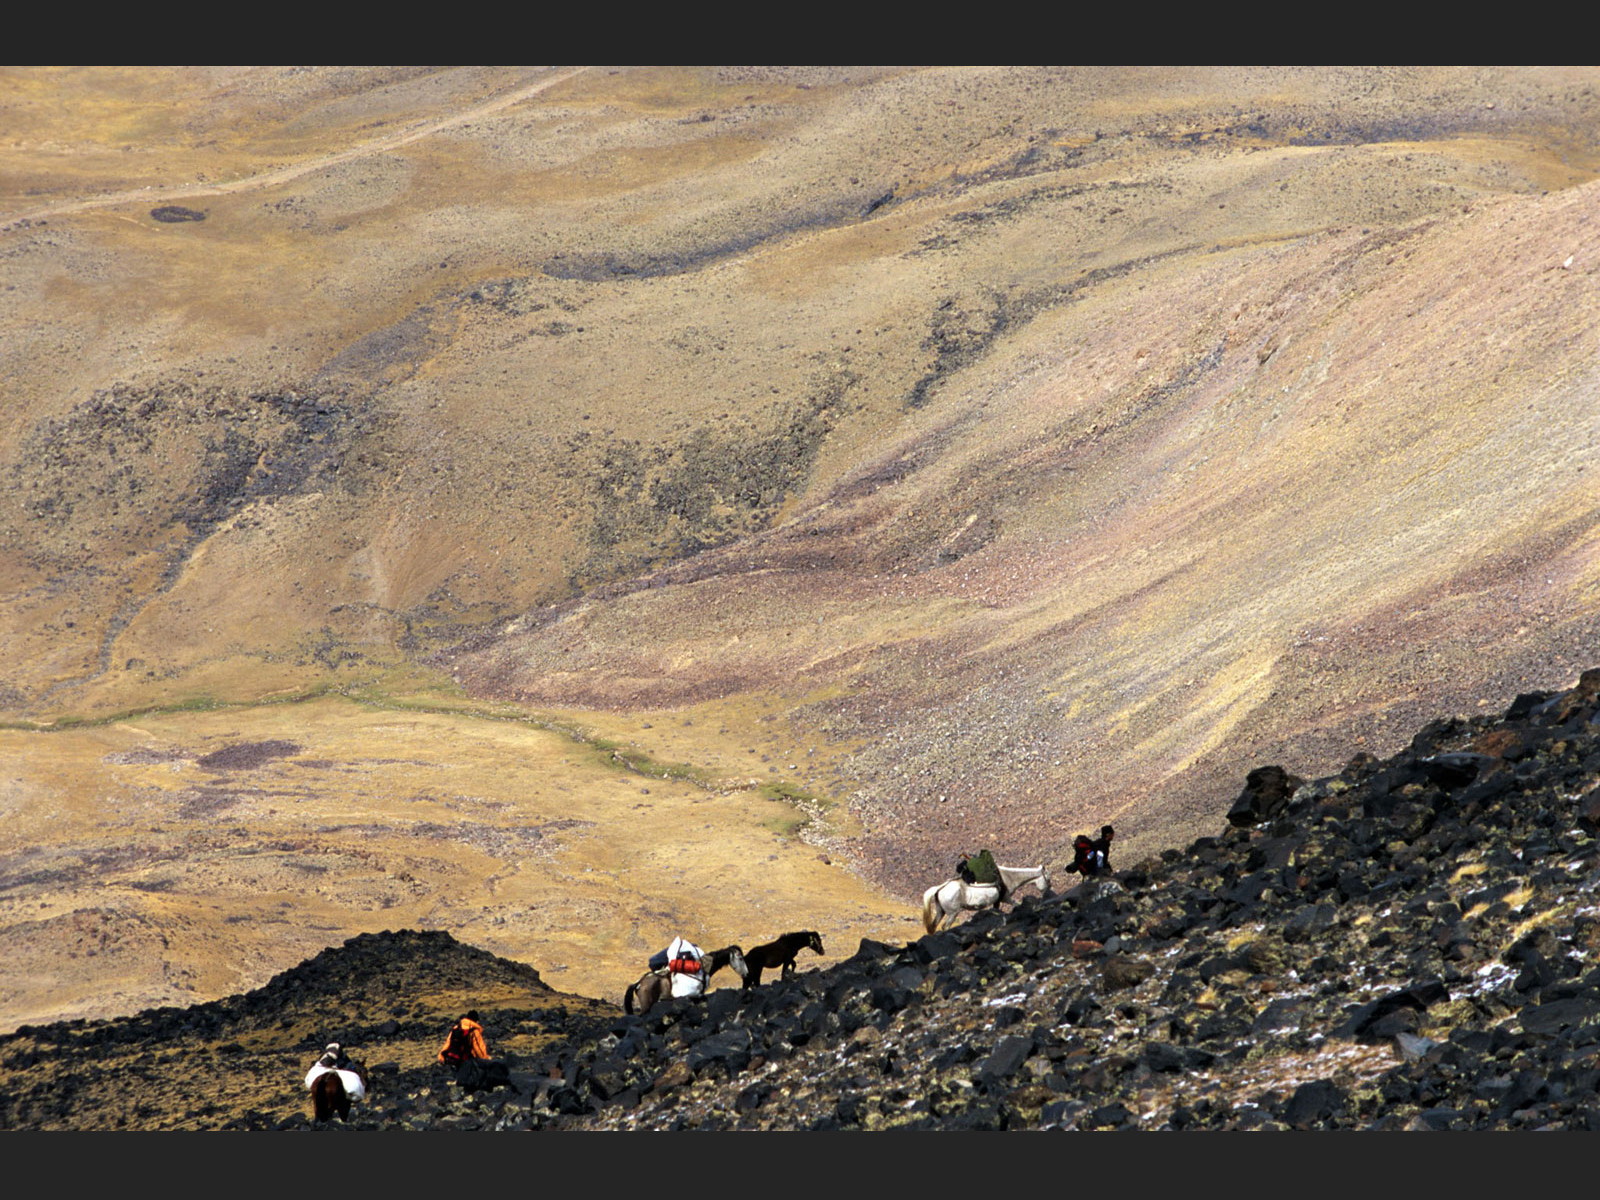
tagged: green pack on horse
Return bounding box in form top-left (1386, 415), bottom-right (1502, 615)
top-left (956, 849), bottom-right (1000, 885)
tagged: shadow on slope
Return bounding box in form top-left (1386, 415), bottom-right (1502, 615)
top-left (6, 669), bottom-right (1600, 1130)
top-left (0, 930), bottom-right (609, 1131)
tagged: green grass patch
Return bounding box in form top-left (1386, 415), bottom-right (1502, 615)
top-left (755, 780), bottom-right (843, 840)
top-left (763, 812), bottom-right (809, 839)
top-left (589, 741), bottom-right (719, 787)
top-left (757, 780), bottom-right (832, 810)
top-left (2, 692), bottom-right (228, 731)
top-left (5, 671), bottom-right (739, 798)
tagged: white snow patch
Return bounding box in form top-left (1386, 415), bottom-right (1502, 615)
top-left (983, 991), bottom-right (1030, 1008)
top-left (1466, 961), bottom-right (1518, 996)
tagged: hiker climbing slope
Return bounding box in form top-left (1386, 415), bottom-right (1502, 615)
top-left (1067, 832), bottom-right (1109, 877)
top-left (437, 1009), bottom-right (511, 1092)
top-left (437, 1011), bottom-right (490, 1065)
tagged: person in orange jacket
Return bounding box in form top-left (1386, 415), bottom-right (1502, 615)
top-left (437, 1010), bottom-right (490, 1065)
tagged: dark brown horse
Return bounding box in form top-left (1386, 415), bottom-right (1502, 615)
top-left (624, 944), bottom-right (748, 1015)
top-left (743, 931), bottom-right (824, 987)
top-left (309, 1063), bottom-right (369, 1122)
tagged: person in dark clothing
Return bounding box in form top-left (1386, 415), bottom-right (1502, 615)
top-left (1092, 825), bottom-right (1115, 872)
top-left (1068, 835), bottom-right (1096, 876)
top-left (1067, 832), bottom-right (1109, 877)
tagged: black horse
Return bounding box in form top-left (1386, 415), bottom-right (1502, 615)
top-left (742, 931), bottom-right (824, 987)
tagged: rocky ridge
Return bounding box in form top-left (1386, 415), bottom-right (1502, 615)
top-left (4, 668), bottom-right (1600, 1130)
top-left (0, 929), bottom-right (614, 1131)
top-left (544, 671), bottom-right (1600, 1131)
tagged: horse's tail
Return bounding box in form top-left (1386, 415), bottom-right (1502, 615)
top-left (311, 1071), bottom-right (342, 1122)
top-left (624, 982), bottom-right (638, 1015)
top-left (921, 886), bottom-right (941, 935)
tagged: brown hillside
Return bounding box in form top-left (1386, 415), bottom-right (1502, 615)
top-left (2, 67), bottom-right (1597, 1031)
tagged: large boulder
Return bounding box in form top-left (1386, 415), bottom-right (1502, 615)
top-left (1102, 956), bottom-right (1156, 991)
top-left (1226, 765), bottom-right (1306, 827)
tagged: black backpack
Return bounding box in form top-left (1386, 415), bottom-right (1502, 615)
top-left (456, 1057), bottom-right (510, 1092)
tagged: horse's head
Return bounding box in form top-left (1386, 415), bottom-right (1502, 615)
top-left (729, 947), bottom-right (749, 982)
top-left (807, 931), bottom-right (824, 955)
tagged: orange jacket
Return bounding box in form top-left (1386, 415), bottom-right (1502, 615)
top-left (438, 1018), bottom-right (490, 1063)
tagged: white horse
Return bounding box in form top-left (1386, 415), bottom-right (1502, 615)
top-left (921, 864), bottom-right (1050, 933)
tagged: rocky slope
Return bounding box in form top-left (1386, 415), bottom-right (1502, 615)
top-left (0, 928), bottom-right (614, 1131)
top-left (6, 667), bottom-right (1597, 1130)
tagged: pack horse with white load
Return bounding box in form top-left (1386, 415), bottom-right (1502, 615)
top-left (304, 1042), bottom-right (369, 1122)
top-left (624, 937), bottom-right (749, 1015)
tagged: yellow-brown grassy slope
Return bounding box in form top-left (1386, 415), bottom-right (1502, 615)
top-left (2, 67), bottom-right (1597, 1029)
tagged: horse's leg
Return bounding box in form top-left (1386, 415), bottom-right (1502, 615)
top-left (781, 959), bottom-right (796, 980)
top-left (624, 981), bottom-right (638, 1015)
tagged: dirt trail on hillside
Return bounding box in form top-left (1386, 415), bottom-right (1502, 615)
top-left (1, 67), bottom-right (588, 226)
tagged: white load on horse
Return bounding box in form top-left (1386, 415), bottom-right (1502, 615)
top-left (663, 935), bottom-right (708, 998)
top-left (304, 1042), bottom-right (367, 1102)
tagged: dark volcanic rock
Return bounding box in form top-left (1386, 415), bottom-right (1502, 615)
top-left (1285, 1079), bottom-right (1348, 1128)
top-left (150, 206), bottom-right (206, 223)
top-left (0, 930), bottom-right (594, 1131)
top-left (1101, 957), bottom-right (1156, 990)
top-left (7, 670), bottom-right (1600, 1130)
top-left (1227, 765), bottom-right (1306, 827)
